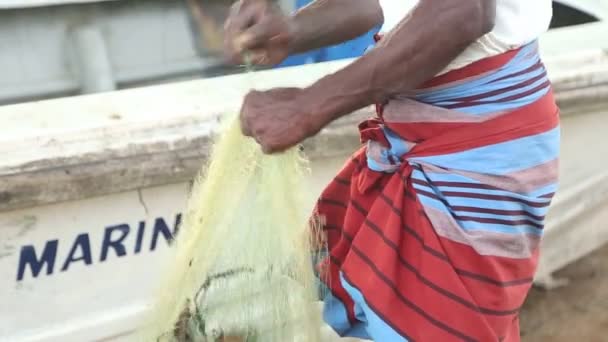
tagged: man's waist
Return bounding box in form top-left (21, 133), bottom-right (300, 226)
top-left (363, 90), bottom-right (559, 173)
top-left (438, 33), bottom-right (517, 75)
top-left (383, 41), bottom-right (550, 118)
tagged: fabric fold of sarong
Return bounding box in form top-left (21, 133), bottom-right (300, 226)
top-left (316, 42), bottom-right (560, 341)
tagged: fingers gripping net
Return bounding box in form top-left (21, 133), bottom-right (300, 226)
top-left (142, 114), bottom-right (323, 341)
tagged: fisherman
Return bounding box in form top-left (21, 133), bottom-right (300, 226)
top-left (224, 0), bottom-right (558, 340)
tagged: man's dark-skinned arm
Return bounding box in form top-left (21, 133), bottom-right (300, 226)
top-left (287, 0), bottom-right (384, 55)
top-left (225, 0), bottom-right (383, 65)
top-left (304, 0), bottom-right (496, 129)
top-left (227, 0), bottom-right (496, 153)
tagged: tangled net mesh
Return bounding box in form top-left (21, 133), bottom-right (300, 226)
top-left (141, 113), bottom-right (323, 341)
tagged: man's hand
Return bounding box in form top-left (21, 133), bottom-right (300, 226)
top-left (226, 0), bottom-right (383, 154)
top-left (224, 0), bottom-right (294, 66)
top-left (240, 88), bottom-right (321, 154)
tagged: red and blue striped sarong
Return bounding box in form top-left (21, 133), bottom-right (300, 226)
top-left (315, 42), bottom-right (560, 341)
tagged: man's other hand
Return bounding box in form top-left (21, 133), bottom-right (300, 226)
top-left (240, 88), bottom-right (321, 154)
top-left (224, 0), bottom-right (294, 66)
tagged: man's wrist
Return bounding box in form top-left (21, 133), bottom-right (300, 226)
top-left (300, 73), bottom-right (376, 133)
top-left (285, 16), bottom-right (301, 56)
top-left (297, 84), bottom-right (334, 136)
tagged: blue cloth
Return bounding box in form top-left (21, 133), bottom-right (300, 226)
top-left (276, 0), bottom-right (380, 68)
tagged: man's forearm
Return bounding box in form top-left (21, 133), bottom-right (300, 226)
top-left (288, 0), bottom-right (384, 54)
top-left (302, 0), bottom-right (496, 128)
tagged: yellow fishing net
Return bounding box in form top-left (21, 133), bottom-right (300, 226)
top-left (142, 110), bottom-right (323, 341)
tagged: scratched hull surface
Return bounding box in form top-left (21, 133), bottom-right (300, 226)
top-left (0, 159), bottom-right (346, 342)
top-left (0, 183), bottom-right (188, 342)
